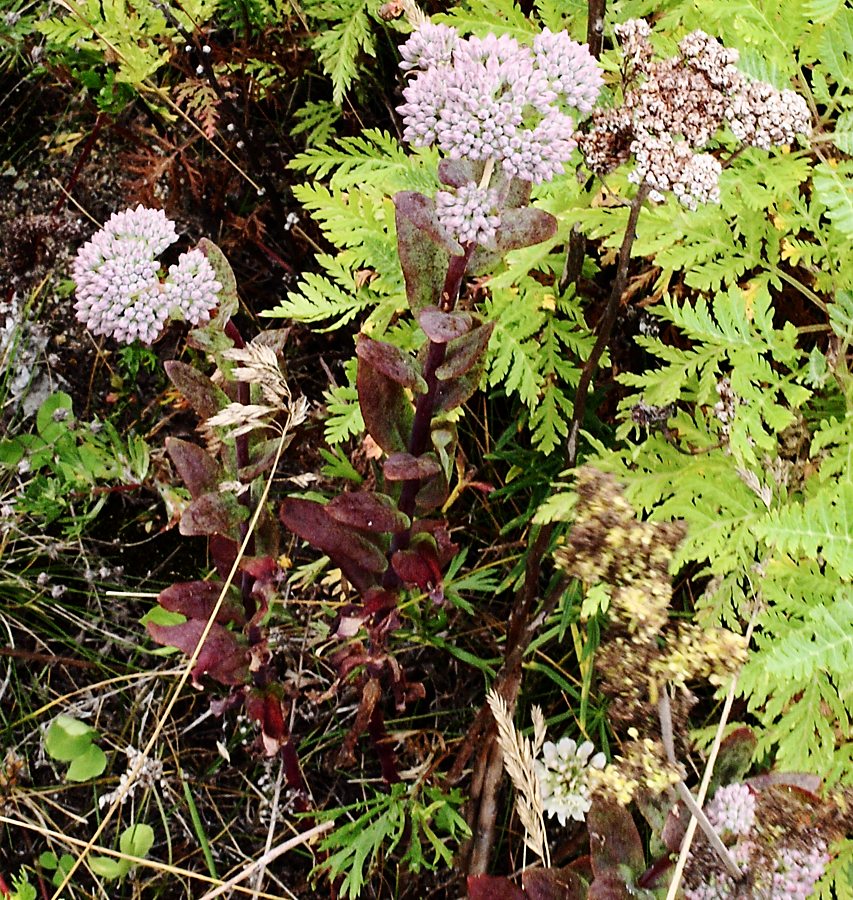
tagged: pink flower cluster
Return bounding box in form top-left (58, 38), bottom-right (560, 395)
top-left (72, 206), bottom-right (222, 345)
top-left (684, 781), bottom-right (830, 900)
top-left (398, 24), bottom-right (602, 183)
top-left (397, 21), bottom-right (602, 245)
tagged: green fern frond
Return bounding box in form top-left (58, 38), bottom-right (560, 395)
top-left (324, 385), bottom-right (364, 445)
top-left (306, 0), bottom-right (375, 105)
top-left (755, 482), bottom-right (853, 578)
top-left (813, 162), bottom-right (853, 239)
top-left (290, 129), bottom-right (439, 194)
top-left (485, 285), bottom-right (545, 408)
top-left (533, 0), bottom-right (587, 34)
top-left (762, 596), bottom-right (853, 681)
top-left (291, 100), bottom-right (342, 148)
top-left (435, 0), bottom-right (538, 40)
top-left (811, 413), bottom-right (853, 483)
top-left (261, 266), bottom-right (371, 329)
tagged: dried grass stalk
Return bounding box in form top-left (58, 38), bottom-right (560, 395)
top-left (486, 689), bottom-right (550, 867)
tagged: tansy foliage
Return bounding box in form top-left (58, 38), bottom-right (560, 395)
top-left (264, 124), bottom-right (598, 453)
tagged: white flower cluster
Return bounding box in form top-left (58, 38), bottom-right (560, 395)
top-left (632, 132), bottom-right (721, 209)
top-left (163, 248), bottom-right (221, 328)
top-left (98, 746), bottom-right (167, 809)
top-left (534, 736), bottom-right (605, 826)
top-left (685, 781), bottom-right (830, 900)
top-left (727, 81), bottom-right (812, 150)
top-left (771, 843), bottom-right (830, 898)
top-left (580, 23), bottom-right (811, 210)
top-left (435, 182), bottom-right (502, 246)
top-left (72, 205), bottom-right (222, 345)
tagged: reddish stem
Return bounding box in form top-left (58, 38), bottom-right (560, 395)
top-left (368, 704), bottom-right (401, 785)
top-left (393, 245), bottom-right (474, 545)
top-left (49, 112), bottom-right (106, 219)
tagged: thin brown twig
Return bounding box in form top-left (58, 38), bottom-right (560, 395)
top-left (459, 182), bottom-right (650, 876)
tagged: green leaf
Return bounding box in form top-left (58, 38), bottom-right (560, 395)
top-left (36, 392), bottom-right (74, 442)
top-left (44, 715), bottom-right (96, 762)
top-left (88, 856), bottom-right (127, 880)
top-left (310, 0), bottom-right (375, 105)
top-left (813, 162), bottom-right (853, 238)
top-left (120, 823), bottom-right (155, 859)
top-left (66, 743), bottom-right (107, 781)
top-left (38, 852), bottom-right (58, 870)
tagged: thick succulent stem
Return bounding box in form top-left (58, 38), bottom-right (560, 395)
top-left (394, 246), bottom-right (474, 537)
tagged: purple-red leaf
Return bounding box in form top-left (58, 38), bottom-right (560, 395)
top-left (280, 498), bottom-right (387, 588)
top-left (356, 336), bottom-right (426, 394)
top-left (436, 321), bottom-right (495, 380)
top-left (414, 467), bottom-right (449, 513)
top-left (395, 191), bottom-right (460, 314)
top-left (158, 581), bottom-right (245, 627)
top-left (412, 519), bottom-right (458, 565)
top-left (494, 207), bottom-right (558, 252)
top-left (468, 206), bottom-right (557, 274)
top-left (209, 535), bottom-right (238, 579)
top-left (660, 800), bottom-right (688, 853)
top-left (180, 491), bottom-right (249, 537)
top-left (712, 727), bottom-right (757, 789)
top-left (166, 437), bottom-right (224, 500)
top-left (523, 867), bottom-right (588, 900)
top-left (435, 369), bottom-right (482, 413)
top-left (239, 437), bottom-right (292, 482)
top-left (164, 360), bottom-right (229, 421)
top-left (357, 357), bottom-right (414, 453)
top-left (392, 540), bottom-right (444, 601)
top-left (747, 771), bottom-right (822, 795)
top-left (146, 619), bottom-right (250, 686)
top-left (503, 176), bottom-right (533, 210)
top-left (246, 687), bottom-right (288, 756)
top-left (586, 875), bottom-right (632, 900)
top-left (383, 452), bottom-right (442, 481)
top-left (417, 306), bottom-right (473, 343)
top-left (326, 491), bottom-right (410, 533)
top-left (395, 191), bottom-right (462, 255)
top-left (438, 158), bottom-right (483, 189)
top-left (252, 505), bottom-right (281, 560)
top-left (467, 875), bottom-right (527, 900)
top-left (588, 797), bottom-right (645, 881)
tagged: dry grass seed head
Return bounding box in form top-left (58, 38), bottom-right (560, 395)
top-left (486, 689), bottom-right (549, 866)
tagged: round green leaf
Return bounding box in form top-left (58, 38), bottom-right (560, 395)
top-left (45, 715), bottom-right (96, 762)
top-left (120, 823), bottom-right (155, 859)
top-left (88, 856), bottom-right (126, 880)
top-left (66, 743), bottom-right (107, 782)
